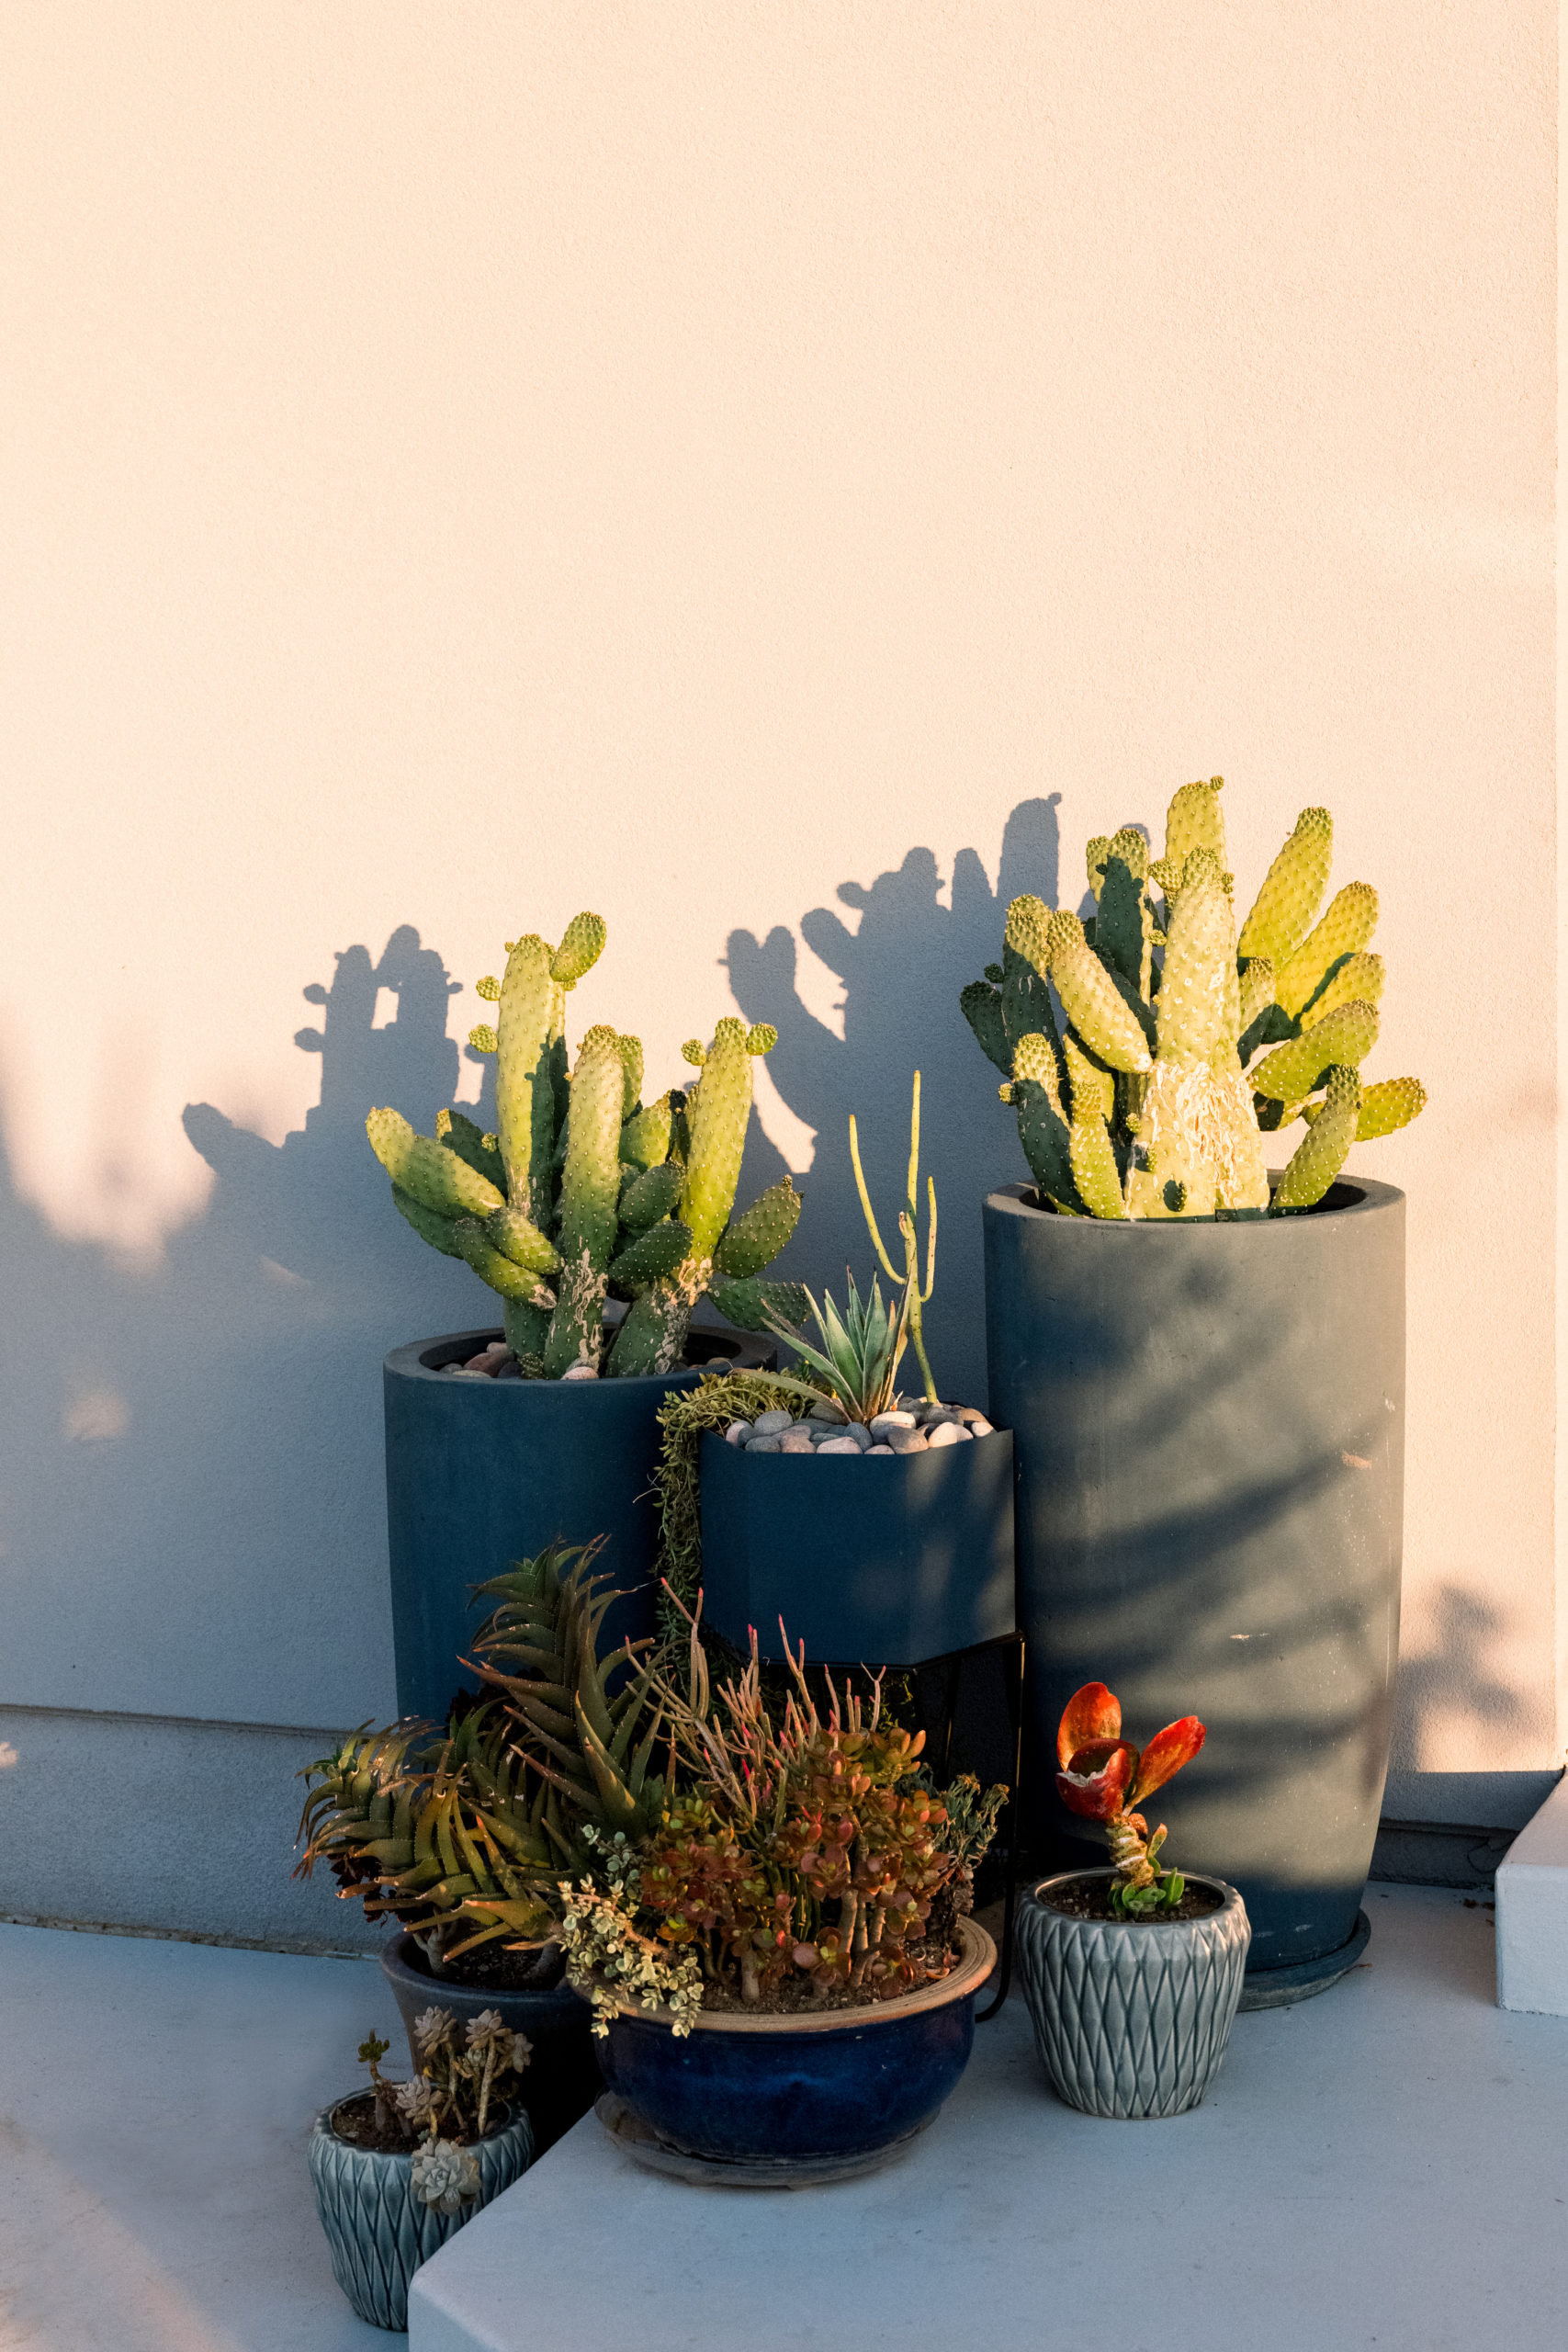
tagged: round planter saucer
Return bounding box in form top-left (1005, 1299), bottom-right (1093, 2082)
top-left (593, 2093), bottom-right (934, 2188)
top-left (1236, 1908), bottom-right (1371, 2010)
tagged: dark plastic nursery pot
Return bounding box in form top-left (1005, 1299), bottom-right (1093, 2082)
top-left (697, 1428), bottom-right (1016, 1665)
top-left (1015, 1870), bottom-right (1250, 2119)
top-left (381, 1930), bottom-right (602, 2154)
top-left (383, 1320), bottom-right (773, 1721)
top-left (985, 1177), bottom-right (1404, 1999)
top-left (595, 1916), bottom-right (995, 2170)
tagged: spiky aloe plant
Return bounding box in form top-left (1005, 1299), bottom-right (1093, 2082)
top-left (465, 1540), bottom-right (669, 1848)
top-left (762, 1271), bottom-right (916, 1424)
top-left (295, 1709), bottom-right (562, 1966)
top-left (961, 779), bottom-right (1426, 1218)
top-left (367, 922), bottom-right (806, 1373)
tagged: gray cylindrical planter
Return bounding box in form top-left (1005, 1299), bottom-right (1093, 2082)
top-left (384, 1322), bottom-right (773, 1722)
top-left (381, 1931), bottom-right (600, 2154)
top-left (309, 2098), bottom-right (533, 2332)
top-left (985, 1179), bottom-right (1404, 1996)
top-left (697, 1428), bottom-right (1016, 1665)
top-left (1015, 1871), bottom-right (1250, 2118)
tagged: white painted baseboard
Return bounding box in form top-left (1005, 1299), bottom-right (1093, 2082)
top-left (1495, 1772), bottom-right (1568, 2013)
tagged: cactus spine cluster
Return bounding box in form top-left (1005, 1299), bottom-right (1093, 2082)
top-left (962, 779), bottom-right (1426, 1219)
top-left (367, 921), bottom-right (806, 1376)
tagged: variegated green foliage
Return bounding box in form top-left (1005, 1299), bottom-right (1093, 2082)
top-left (961, 778), bottom-right (1424, 1218)
top-left (294, 1710), bottom-right (561, 1964)
top-left (367, 922), bottom-right (807, 1374)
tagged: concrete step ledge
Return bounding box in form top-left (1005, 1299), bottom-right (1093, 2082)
top-left (1496, 1770), bottom-right (1568, 2013)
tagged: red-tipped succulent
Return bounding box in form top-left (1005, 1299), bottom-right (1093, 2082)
top-left (1056, 1682), bottom-right (1205, 1918)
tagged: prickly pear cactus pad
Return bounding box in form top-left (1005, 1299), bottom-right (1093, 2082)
top-left (367, 922), bottom-right (806, 1373)
top-left (961, 778), bottom-right (1425, 1218)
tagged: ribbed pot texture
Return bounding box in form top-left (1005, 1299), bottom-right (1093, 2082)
top-left (1015, 1871), bottom-right (1250, 2119)
top-left (308, 2101), bottom-right (533, 2332)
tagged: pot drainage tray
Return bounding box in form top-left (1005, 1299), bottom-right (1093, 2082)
top-left (594, 2094), bottom-right (933, 2188)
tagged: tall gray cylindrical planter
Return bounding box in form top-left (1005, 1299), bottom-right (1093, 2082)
top-left (384, 1323), bottom-right (772, 1722)
top-left (985, 1178), bottom-right (1404, 1996)
top-left (1015, 1871), bottom-right (1250, 2118)
top-left (309, 2099), bottom-right (533, 2332)
top-left (697, 1429), bottom-right (1016, 1665)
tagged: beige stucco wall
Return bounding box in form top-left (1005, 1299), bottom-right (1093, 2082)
top-left (1, 9), bottom-right (1557, 1811)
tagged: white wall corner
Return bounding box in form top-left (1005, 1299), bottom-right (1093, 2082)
top-left (1495, 1772), bottom-right (1568, 2010)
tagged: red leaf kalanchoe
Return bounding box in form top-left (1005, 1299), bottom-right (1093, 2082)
top-left (1054, 1683), bottom-right (1207, 1919)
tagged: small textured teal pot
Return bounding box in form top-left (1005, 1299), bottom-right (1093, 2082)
top-left (308, 2098), bottom-right (534, 2332)
top-left (1015, 1871), bottom-right (1250, 2119)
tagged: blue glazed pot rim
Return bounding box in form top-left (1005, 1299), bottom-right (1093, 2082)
top-left (1028, 1869), bottom-right (1247, 1929)
top-left (986, 1175), bottom-right (1404, 1228)
top-left (590, 1914), bottom-right (995, 2036)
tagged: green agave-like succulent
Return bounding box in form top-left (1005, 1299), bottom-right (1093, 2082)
top-left (295, 1709), bottom-right (560, 1964)
top-left (961, 779), bottom-right (1426, 1219)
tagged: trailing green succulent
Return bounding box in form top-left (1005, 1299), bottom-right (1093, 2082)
top-left (366, 919), bottom-right (806, 1374)
top-left (649, 1369), bottom-right (810, 1634)
top-left (961, 779), bottom-right (1426, 1218)
top-left (296, 1544), bottom-right (671, 1971)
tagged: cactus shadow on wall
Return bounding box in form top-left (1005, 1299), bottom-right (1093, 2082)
top-left (723, 797), bottom-right (1063, 1409)
top-left (0, 923), bottom-right (496, 1732)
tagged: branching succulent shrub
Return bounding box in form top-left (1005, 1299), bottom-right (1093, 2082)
top-left (961, 779), bottom-right (1426, 1218)
top-left (1055, 1681), bottom-right (1206, 1919)
top-left (367, 916), bottom-right (805, 1373)
top-left (558, 1597), bottom-right (1006, 2031)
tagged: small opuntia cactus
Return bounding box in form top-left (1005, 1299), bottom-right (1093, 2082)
top-left (962, 777), bottom-right (1425, 1220)
top-left (367, 922), bottom-right (806, 1374)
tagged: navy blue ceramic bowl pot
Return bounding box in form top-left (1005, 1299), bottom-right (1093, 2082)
top-left (596, 1917), bottom-right (995, 2164)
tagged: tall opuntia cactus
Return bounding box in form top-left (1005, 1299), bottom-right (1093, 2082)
top-left (606, 1017), bottom-right (807, 1375)
top-left (962, 778), bottom-right (1425, 1219)
top-left (367, 922), bottom-right (807, 1374)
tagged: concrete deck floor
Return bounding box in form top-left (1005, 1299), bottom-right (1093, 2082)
top-left (2, 1888), bottom-right (1564, 2352)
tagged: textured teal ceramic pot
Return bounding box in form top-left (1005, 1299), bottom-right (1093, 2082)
top-left (1015, 1871), bottom-right (1250, 2119)
top-left (309, 2098), bottom-right (533, 2331)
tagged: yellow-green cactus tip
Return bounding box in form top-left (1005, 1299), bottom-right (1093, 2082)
top-left (747, 1023), bottom-right (778, 1056)
top-left (713, 1016), bottom-right (748, 1049)
top-left (682, 1039), bottom-right (707, 1067)
top-left (998, 1080), bottom-right (1016, 1103)
top-left (475, 975), bottom-right (501, 1001)
top-left (468, 1024), bottom-right (498, 1054)
top-left (580, 1024), bottom-right (619, 1053)
top-left (434, 1108), bottom-right (452, 1136)
top-left (1011, 1032), bottom-right (1057, 1086)
top-left (482, 1132), bottom-right (498, 1152)
top-left (551, 911), bottom-right (608, 987)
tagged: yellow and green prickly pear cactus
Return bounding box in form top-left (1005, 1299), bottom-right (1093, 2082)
top-left (365, 922), bottom-right (807, 1375)
top-left (961, 778), bottom-right (1426, 1220)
